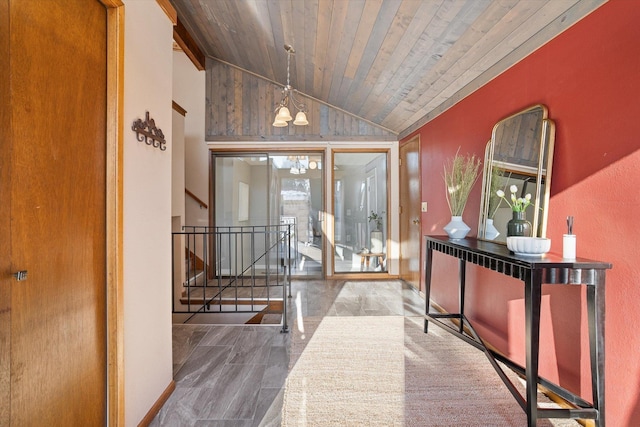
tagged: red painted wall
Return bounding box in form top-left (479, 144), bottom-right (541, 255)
top-left (402, 2), bottom-right (640, 425)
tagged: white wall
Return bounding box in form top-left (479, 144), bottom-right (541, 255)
top-left (123, 1), bottom-right (174, 424)
top-left (172, 110), bottom-right (186, 306)
top-left (173, 51), bottom-right (209, 227)
top-left (171, 109), bottom-right (185, 218)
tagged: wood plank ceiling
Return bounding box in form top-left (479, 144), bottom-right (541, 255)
top-left (170, 0), bottom-right (605, 139)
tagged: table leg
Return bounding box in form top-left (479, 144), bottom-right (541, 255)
top-left (588, 274), bottom-right (606, 427)
top-left (424, 247), bottom-right (433, 333)
top-left (524, 269), bottom-right (542, 427)
top-left (458, 259), bottom-right (466, 334)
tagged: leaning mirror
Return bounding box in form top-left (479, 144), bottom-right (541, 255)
top-left (478, 104), bottom-right (555, 243)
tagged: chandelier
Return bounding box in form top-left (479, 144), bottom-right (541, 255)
top-left (273, 45), bottom-right (308, 127)
top-left (288, 155), bottom-right (307, 174)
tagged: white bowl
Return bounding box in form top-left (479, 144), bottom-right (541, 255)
top-left (506, 237), bottom-right (551, 256)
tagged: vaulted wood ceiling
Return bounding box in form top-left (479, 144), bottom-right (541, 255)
top-left (170, 0), bottom-right (605, 139)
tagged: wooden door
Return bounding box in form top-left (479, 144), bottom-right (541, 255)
top-left (399, 137), bottom-right (421, 290)
top-left (0, 1), bottom-right (11, 424)
top-left (2, 1), bottom-right (108, 425)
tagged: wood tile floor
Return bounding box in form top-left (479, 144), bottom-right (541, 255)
top-left (150, 280), bottom-right (424, 426)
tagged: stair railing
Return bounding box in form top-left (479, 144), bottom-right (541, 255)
top-left (172, 224), bottom-right (292, 332)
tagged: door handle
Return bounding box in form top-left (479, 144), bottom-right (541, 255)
top-left (13, 270), bottom-right (28, 281)
top-left (412, 219), bottom-right (420, 225)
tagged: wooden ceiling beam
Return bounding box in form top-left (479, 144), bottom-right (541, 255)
top-left (174, 17), bottom-right (205, 71)
top-left (156, 0), bottom-right (177, 25)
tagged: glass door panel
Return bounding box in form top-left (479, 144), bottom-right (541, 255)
top-left (332, 151), bottom-right (388, 273)
top-left (213, 152), bottom-right (324, 278)
top-left (214, 154), bottom-right (271, 227)
top-left (272, 154), bottom-right (324, 277)
top-left (212, 154), bottom-right (273, 278)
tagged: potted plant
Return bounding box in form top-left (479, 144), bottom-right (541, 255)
top-left (442, 150), bottom-right (481, 239)
top-left (367, 210), bottom-right (383, 231)
top-left (496, 185), bottom-right (533, 237)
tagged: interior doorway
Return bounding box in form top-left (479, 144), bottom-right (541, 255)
top-left (212, 151), bottom-right (325, 278)
top-left (399, 136), bottom-right (421, 290)
top-left (332, 151), bottom-right (389, 274)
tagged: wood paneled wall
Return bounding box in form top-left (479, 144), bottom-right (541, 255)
top-left (205, 60), bottom-right (396, 142)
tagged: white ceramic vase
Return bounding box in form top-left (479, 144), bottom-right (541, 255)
top-left (370, 230), bottom-right (383, 253)
top-left (484, 218), bottom-right (500, 240)
top-left (443, 215), bottom-right (470, 239)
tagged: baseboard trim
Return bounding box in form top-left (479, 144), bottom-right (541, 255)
top-left (137, 380), bottom-right (176, 427)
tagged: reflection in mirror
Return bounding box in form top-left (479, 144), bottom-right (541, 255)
top-left (478, 105), bottom-right (555, 243)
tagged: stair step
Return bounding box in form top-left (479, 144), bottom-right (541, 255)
top-left (260, 313), bottom-right (283, 324)
top-left (179, 297), bottom-right (281, 306)
top-left (183, 270), bottom-right (205, 287)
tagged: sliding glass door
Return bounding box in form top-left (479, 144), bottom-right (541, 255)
top-left (212, 149), bottom-right (390, 277)
top-left (212, 152), bottom-right (324, 278)
top-left (332, 151), bottom-right (388, 274)
top-left (213, 154), bottom-right (272, 227)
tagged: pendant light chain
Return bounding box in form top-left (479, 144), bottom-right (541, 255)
top-left (273, 45), bottom-right (309, 127)
top-left (286, 49), bottom-right (291, 89)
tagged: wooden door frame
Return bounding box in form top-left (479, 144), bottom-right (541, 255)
top-left (3, 2), bottom-right (124, 424)
top-left (2, 1), bottom-right (123, 424)
top-left (399, 135), bottom-right (421, 290)
top-left (329, 148), bottom-right (392, 279)
top-left (103, 1), bottom-right (125, 425)
top-left (209, 148), bottom-right (327, 279)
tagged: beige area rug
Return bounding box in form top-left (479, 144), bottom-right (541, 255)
top-left (282, 316), bottom-right (580, 427)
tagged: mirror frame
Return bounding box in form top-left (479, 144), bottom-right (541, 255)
top-left (478, 104), bottom-right (555, 242)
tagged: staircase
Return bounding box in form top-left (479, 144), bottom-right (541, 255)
top-left (172, 224), bottom-right (293, 331)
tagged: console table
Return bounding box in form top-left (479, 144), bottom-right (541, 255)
top-left (423, 236), bottom-right (611, 427)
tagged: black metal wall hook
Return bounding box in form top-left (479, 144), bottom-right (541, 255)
top-left (132, 111), bottom-right (166, 151)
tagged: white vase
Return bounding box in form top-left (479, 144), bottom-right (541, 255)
top-left (484, 218), bottom-right (500, 240)
top-left (370, 230), bottom-right (383, 253)
top-left (443, 216), bottom-right (470, 239)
